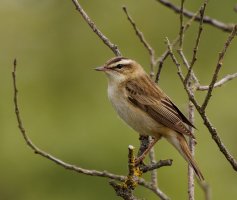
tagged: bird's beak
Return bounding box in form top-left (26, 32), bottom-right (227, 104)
top-left (94, 66), bottom-right (108, 71)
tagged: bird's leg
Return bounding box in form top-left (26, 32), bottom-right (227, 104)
top-left (135, 136), bottom-right (160, 165)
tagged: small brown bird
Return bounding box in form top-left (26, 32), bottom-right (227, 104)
top-left (95, 57), bottom-right (204, 181)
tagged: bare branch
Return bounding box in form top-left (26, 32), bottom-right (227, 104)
top-left (155, 0), bottom-right (235, 33)
top-left (185, 0), bottom-right (207, 85)
top-left (171, 26), bottom-right (236, 172)
top-left (167, 31), bottom-right (237, 171)
top-left (167, 16), bottom-right (237, 171)
top-left (197, 72), bottom-right (237, 90)
top-left (71, 0), bottom-right (121, 56)
top-left (202, 25), bottom-right (237, 111)
top-left (122, 6), bottom-right (156, 78)
top-left (155, 7), bottom-right (201, 83)
top-left (168, 46), bottom-right (237, 171)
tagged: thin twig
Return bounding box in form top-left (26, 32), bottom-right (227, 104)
top-left (71, 0), bottom-right (121, 56)
top-left (188, 97), bottom-right (195, 200)
top-left (140, 159), bottom-right (173, 173)
top-left (122, 6), bottom-right (156, 78)
top-left (155, 0), bottom-right (235, 33)
top-left (198, 109), bottom-right (237, 171)
top-left (197, 72), bottom-right (237, 90)
top-left (178, 50), bottom-right (200, 85)
top-left (202, 25), bottom-right (237, 111)
top-left (185, 0), bottom-right (207, 85)
top-left (166, 37), bottom-right (185, 81)
top-left (179, 0), bottom-right (185, 49)
top-left (166, 41), bottom-right (201, 110)
top-left (148, 137), bottom-right (158, 188)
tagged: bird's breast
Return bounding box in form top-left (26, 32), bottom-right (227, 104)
top-left (108, 83), bottom-right (164, 137)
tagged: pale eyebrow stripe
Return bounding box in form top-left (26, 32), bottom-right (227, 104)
top-left (109, 59), bottom-right (133, 68)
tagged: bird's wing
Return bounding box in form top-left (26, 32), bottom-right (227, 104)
top-left (125, 76), bottom-right (195, 138)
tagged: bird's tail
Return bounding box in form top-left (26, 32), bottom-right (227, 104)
top-left (166, 132), bottom-right (204, 181)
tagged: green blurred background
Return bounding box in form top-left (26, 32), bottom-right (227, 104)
top-left (1, 0), bottom-right (237, 199)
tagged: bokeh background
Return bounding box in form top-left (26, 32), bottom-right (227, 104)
top-left (1, 0), bottom-right (237, 199)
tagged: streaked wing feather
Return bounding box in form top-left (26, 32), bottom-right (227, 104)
top-left (161, 98), bottom-right (196, 129)
top-left (125, 77), bottom-right (195, 138)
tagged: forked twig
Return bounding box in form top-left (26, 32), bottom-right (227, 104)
top-left (178, 50), bottom-right (200, 85)
top-left (197, 72), bottom-right (237, 90)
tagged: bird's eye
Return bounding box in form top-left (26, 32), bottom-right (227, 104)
top-left (116, 64), bottom-right (123, 69)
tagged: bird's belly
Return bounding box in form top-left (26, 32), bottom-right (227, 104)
top-left (108, 92), bottom-right (163, 137)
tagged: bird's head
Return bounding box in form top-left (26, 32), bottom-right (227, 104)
top-left (95, 57), bottom-right (145, 83)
